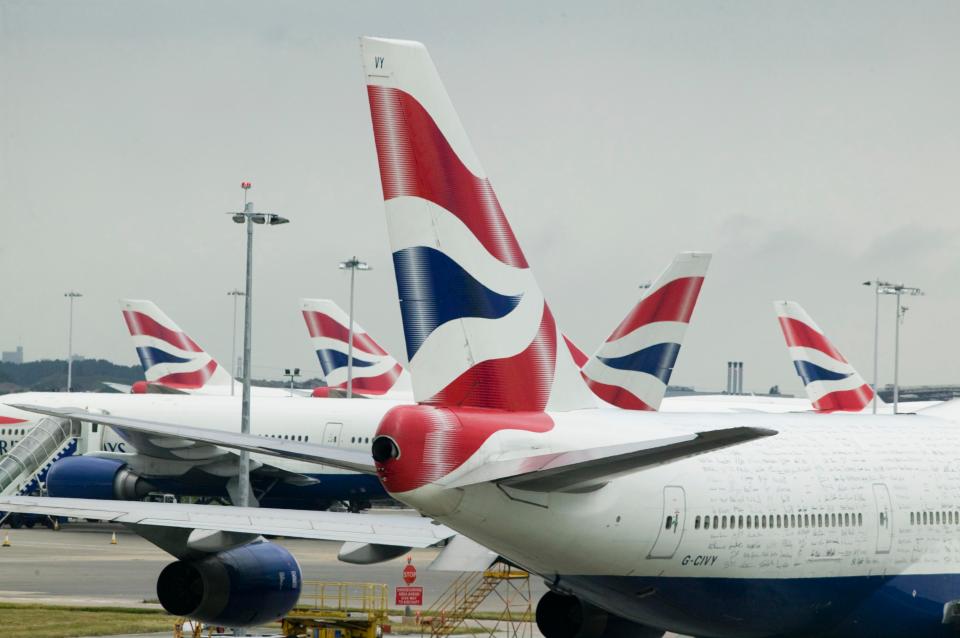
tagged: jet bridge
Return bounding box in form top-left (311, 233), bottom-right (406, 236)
top-left (0, 416), bottom-right (79, 498)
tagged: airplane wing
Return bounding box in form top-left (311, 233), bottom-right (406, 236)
top-left (0, 495), bottom-right (452, 549)
top-left (10, 404), bottom-right (376, 474)
top-left (441, 426), bottom-right (776, 492)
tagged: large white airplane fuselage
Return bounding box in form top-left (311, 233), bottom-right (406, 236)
top-left (382, 407), bottom-right (960, 637)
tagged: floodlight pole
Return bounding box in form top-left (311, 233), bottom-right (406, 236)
top-left (240, 204), bottom-right (254, 507)
top-left (64, 291), bottom-right (82, 391)
top-left (338, 256), bottom-right (371, 398)
top-left (229, 181), bottom-right (289, 508)
top-left (875, 282), bottom-right (923, 415)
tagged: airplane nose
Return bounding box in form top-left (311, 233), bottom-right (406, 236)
top-left (371, 435), bottom-right (400, 463)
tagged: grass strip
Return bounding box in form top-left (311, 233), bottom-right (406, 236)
top-left (0, 602), bottom-right (172, 638)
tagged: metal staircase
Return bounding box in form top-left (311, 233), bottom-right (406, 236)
top-left (420, 562), bottom-right (532, 638)
top-left (0, 417), bottom-right (79, 497)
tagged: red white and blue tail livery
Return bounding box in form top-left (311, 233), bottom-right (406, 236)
top-left (121, 299), bottom-right (234, 391)
top-left (362, 37), bottom-right (593, 412)
top-left (300, 298), bottom-right (412, 398)
top-left (773, 300), bottom-right (877, 413)
top-left (582, 252), bottom-right (710, 411)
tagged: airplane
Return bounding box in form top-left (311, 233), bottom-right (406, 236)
top-left (7, 35), bottom-right (952, 637)
top-left (300, 298), bottom-right (413, 400)
top-left (774, 300), bottom-right (937, 413)
top-left (120, 299), bottom-right (305, 397)
top-left (356, 37), bottom-right (960, 638)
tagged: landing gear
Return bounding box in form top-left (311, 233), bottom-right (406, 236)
top-left (347, 499), bottom-right (371, 513)
top-left (536, 591), bottom-right (664, 638)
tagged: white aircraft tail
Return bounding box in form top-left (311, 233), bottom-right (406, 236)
top-left (300, 298), bottom-right (411, 396)
top-left (120, 299), bottom-right (234, 391)
top-left (582, 252), bottom-right (711, 410)
top-left (361, 36), bottom-right (594, 412)
top-left (773, 301), bottom-right (879, 412)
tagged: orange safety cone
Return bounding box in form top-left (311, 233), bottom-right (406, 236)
top-left (110, 531), bottom-right (118, 545)
top-left (2, 532), bottom-right (11, 547)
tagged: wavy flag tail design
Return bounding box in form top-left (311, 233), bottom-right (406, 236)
top-left (361, 37), bottom-right (594, 412)
top-left (773, 300), bottom-right (878, 413)
top-left (300, 298), bottom-right (411, 396)
top-left (581, 253), bottom-right (711, 410)
top-left (120, 299), bottom-right (233, 391)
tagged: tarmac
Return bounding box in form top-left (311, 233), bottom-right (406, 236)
top-left (0, 522), bottom-right (548, 636)
top-left (0, 522), bottom-right (684, 638)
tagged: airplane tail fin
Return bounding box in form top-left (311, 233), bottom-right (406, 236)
top-left (773, 301), bottom-right (878, 412)
top-left (120, 299), bottom-right (233, 391)
top-left (582, 252), bottom-right (711, 410)
top-left (361, 36), bottom-right (594, 412)
top-left (300, 299), bottom-right (410, 396)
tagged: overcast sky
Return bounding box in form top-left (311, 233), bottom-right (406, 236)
top-left (2, 1), bottom-right (958, 395)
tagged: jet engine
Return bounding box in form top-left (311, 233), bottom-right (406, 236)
top-left (156, 541), bottom-right (301, 627)
top-left (46, 456), bottom-right (154, 500)
top-left (536, 591), bottom-right (664, 638)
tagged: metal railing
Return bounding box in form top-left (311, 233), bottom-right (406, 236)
top-left (0, 417), bottom-right (78, 495)
top-left (292, 581), bottom-right (388, 617)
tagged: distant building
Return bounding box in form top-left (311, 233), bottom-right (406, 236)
top-left (1, 346), bottom-right (23, 364)
top-left (878, 384), bottom-right (960, 403)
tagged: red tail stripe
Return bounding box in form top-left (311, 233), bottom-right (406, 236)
top-left (0, 416), bottom-right (28, 425)
top-left (329, 363), bottom-right (404, 395)
top-left (778, 317), bottom-right (847, 363)
top-left (301, 311), bottom-right (388, 357)
top-left (563, 335), bottom-right (589, 369)
top-left (607, 277), bottom-right (705, 343)
top-left (426, 303), bottom-right (557, 411)
top-left (367, 85), bottom-right (528, 269)
top-left (123, 311), bottom-right (202, 353)
top-left (583, 375), bottom-right (656, 411)
top-left (154, 359), bottom-right (218, 390)
top-left (812, 384), bottom-right (874, 412)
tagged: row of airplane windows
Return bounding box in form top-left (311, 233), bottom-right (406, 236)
top-left (911, 511), bottom-right (960, 525)
top-left (265, 434), bottom-right (311, 442)
top-left (690, 512), bottom-right (866, 531)
top-left (2, 429), bottom-right (26, 436)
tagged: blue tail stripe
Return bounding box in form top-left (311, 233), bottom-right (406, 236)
top-left (393, 246), bottom-right (523, 360)
top-left (315, 349), bottom-right (377, 376)
top-left (793, 360), bottom-right (851, 385)
top-left (598, 342), bottom-right (680, 384)
top-left (136, 346), bottom-right (192, 370)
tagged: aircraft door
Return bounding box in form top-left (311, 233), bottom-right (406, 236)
top-left (648, 485), bottom-right (686, 559)
top-left (873, 483), bottom-right (892, 554)
top-left (323, 422), bottom-right (343, 446)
